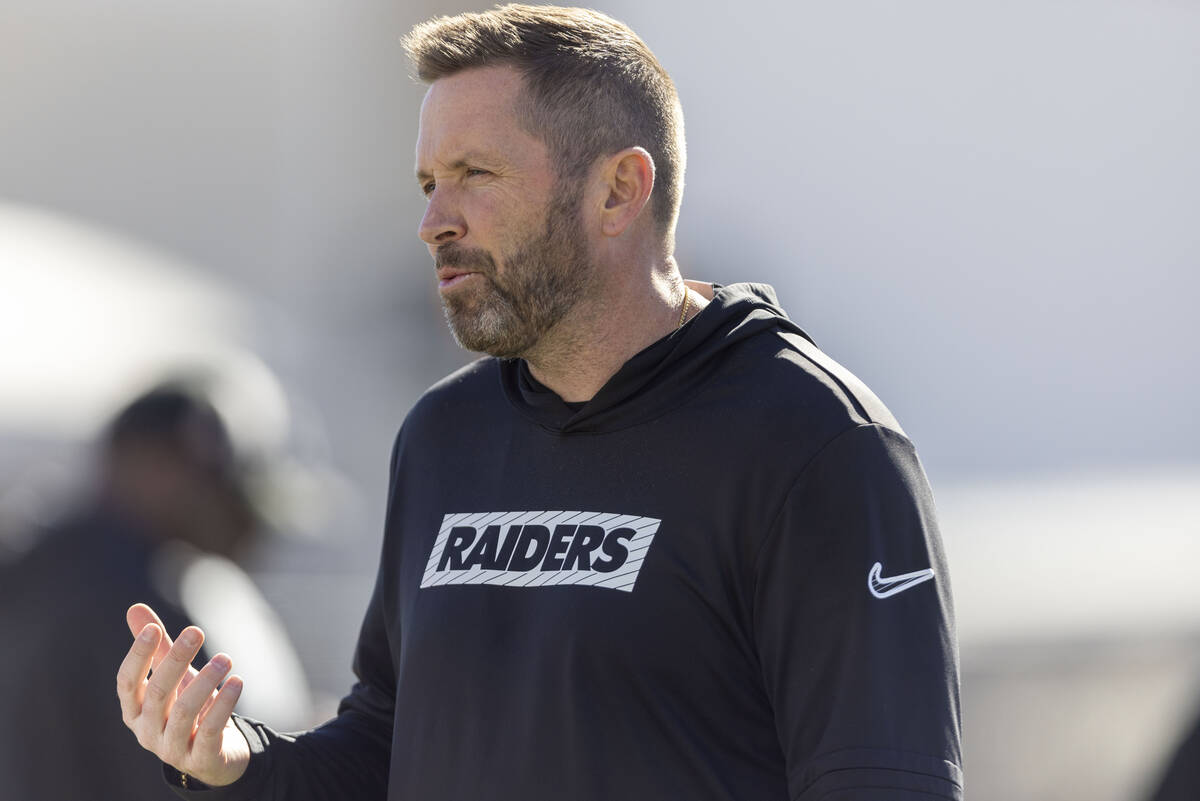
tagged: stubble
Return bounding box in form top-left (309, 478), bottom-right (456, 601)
top-left (437, 182), bottom-right (594, 359)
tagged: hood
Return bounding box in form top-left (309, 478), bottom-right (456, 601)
top-left (499, 282), bottom-right (813, 434)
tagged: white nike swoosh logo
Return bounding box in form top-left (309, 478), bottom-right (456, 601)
top-left (868, 562), bottom-right (935, 599)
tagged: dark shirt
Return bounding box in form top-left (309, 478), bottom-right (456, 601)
top-left (0, 504), bottom-right (200, 801)
top-left (168, 283), bottom-right (962, 800)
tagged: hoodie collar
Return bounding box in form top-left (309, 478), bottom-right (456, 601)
top-left (500, 282), bottom-right (812, 434)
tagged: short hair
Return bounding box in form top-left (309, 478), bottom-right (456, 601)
top-left (403, 4), bottom-right (686, 240)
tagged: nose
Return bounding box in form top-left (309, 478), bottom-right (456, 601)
top-left (418, 189), bottom-right (466, 246)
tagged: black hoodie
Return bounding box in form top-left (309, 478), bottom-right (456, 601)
top-left (172, 283), bottom-right (962, 801)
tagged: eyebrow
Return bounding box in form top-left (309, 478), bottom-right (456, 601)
top-left (415, 151), bottom-right (502, 183)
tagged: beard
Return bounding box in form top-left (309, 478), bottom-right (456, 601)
top-left (436, 182), bottom-right (595, 359)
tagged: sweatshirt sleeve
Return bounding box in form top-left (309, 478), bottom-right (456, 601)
top-left (752, 423), bottom-right (963, 801)
top-left (165, 434), bottom-right (406, 800)
top-left (164, 563), bottom-right (395, 800)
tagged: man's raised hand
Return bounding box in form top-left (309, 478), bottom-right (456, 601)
top-left (116, 603), bottom-right (251, 787)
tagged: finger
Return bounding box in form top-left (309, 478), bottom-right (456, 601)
top-left (177, 658), bottom-right (206, 694)
top-left (193, 675), bottom-right (243, 757)
top-left (194, 659), bottom-right (235, 732)
top-left (127, 603), bottom-right (174, 668)
top-left (116, 624), bottom-right (162, 725)
top-left (162, 655), bottom-right (232, 755)
top-left (127, 604), bottom-right (200, 688)
top-left (195, 682), bottom-right (221, 725)
top-left (142, 626), bottom-right (204, 724)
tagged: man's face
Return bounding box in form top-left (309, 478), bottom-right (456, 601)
top-left (415, 66), bottom-right (595, 358)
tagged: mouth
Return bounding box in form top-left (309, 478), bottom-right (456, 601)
top-left (436, 268), bottom-right (481, 291)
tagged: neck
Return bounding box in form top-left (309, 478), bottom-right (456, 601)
top-left (522, 257), bottom-right (707, 403)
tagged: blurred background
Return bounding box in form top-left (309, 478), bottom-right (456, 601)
top-left (1, 1), bottom-right (1197, 799)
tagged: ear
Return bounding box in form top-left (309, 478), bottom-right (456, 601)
top-left (599, 147), bottom-right (655, 238)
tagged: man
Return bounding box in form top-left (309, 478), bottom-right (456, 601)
top-left (0, 385), bottom-right (255, 800)
top-left (116, 6), bottom-right (963, 799)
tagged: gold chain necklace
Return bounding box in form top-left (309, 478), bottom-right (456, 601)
top-left (677, 288), bottom-right (692, 329)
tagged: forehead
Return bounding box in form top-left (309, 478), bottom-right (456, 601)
top-left (415, 65), bottom-right (546, 170)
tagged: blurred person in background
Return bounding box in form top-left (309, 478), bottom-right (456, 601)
top-left (115, 6), bottom-right (961, 800)
top-left (1146, 712), bottom-right (1200, 801)
top-left (0, 384), bottom-right (302, 800)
